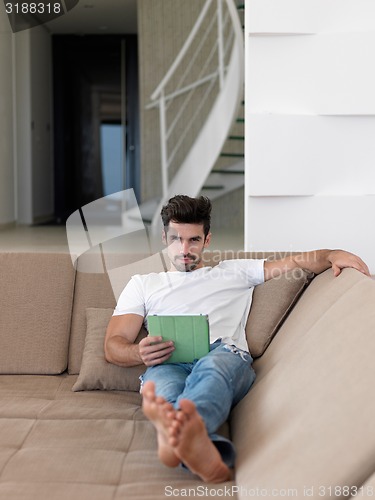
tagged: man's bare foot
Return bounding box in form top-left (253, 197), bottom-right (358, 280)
top-left (169, 399), bottom-right (232, 483)
top-left (141, 381), bottom-right (181, 468)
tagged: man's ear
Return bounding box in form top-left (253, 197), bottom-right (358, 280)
top-left (162, 229), bottom-right (167, 246)
top-left (204, 232), bottom-right (212, 248)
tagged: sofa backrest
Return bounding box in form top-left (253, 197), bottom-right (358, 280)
top-left (0, 252), bottom-right (75, 374)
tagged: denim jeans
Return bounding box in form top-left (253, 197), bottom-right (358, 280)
top-left (139, 341), bottom-right (256, 468)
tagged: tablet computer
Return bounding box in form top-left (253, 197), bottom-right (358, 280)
top-left (147, 314), bottom-right (210, 363)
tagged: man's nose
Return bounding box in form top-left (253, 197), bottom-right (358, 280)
top-left (180, 240), bottom-right (190, 254)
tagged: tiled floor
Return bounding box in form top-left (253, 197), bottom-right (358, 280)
top-left (0, 225), bottom-right (70, 253)
top-left (0, 224), bottom-right (244, 253)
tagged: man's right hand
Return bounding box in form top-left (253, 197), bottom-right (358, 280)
top-left (105, 314), bottom-right (175, 368)
top-left (138, 336), bottom-right (175, 366)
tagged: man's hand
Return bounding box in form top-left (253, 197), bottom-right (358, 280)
top-left (139, 336), bottom-right (175, 367)
top-left (327, 250), bottom-right (370, 277)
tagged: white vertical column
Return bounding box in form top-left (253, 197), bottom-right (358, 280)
top-left (0, 9), bottom-right (15, 225)
top-left (13, 24), bottom-right (53, 225)
top-left (14, 29), bottom-right (32, 224)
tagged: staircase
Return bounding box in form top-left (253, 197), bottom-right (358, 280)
top-left (141, 0), bottom-right (245, 232)
top-left (202, 3), bottom-right (245, 202)
top-left (202, 103), bottom-right (244, 200)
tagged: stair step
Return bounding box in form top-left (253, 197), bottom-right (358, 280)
top-left (202, 185), bottom-right (225, 190)
top-left (212, 169), bottom-right (244, 175)
top-left (201, 159), bottom-right (244, 201)
top-left (220, 152), bottom-right (244, 158)
top-left (228, 135), bottom-right (244, 141)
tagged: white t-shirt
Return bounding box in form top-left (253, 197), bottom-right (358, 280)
top-left (113, 259), bottom-right (264, 351)
top-left (113, 259), bottom-right (265, 353)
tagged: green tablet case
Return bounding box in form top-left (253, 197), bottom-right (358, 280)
top-left (147, 314), bottom-right (210, 363)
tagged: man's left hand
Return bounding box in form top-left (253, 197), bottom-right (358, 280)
top-left (328, 250), bottom-right (370, 277)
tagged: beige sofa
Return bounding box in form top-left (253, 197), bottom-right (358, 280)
top-left (1, 250), bottom-right (375, 500)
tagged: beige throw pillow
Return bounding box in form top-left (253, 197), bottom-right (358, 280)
top-left (246, 269), bottom-right (314, 358)
top-left (72, 308), bottom-right (146, 392)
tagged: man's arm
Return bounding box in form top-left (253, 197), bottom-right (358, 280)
top-left (264, 249), bottom-right (370, 282)
top-left (104, 313), bottom-right (175, 367)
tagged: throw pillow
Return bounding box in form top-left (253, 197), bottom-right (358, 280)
top-left (246, 269), bottom-right (314, 358)
top-left (72, 307), bottom-right (146, 392)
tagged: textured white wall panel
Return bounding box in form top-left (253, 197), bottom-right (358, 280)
top-left (248, 0), bottom-right (375, 34)
top-left (247, 114), bottom-right (375, 196)
top-left (247, 32), bottom-right (375, 114)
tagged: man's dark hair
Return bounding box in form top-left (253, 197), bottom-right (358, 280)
top-left (160, 195), bottom-right (212, 238)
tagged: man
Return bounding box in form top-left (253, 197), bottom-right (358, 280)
top-left (104, 195), bottom-right (370, 483)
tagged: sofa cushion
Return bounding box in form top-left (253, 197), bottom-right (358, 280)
top-left (246, 269), bottom-right (314, 357)
top-left (0, 373), bottom-right (235, 498)
top-left (0, 252), bottom-right (75, 374)
top-left (72, 308), bottom-right (146, 392)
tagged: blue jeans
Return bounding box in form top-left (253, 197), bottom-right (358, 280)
top-left (139, 341), bottom-right (256, 468)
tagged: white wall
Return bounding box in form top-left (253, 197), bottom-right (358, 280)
top-left (244, 0), bottom-right (375, 273)
top-left (0, 8), bottom-right (15, 225)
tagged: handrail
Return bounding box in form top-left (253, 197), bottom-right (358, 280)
top-left (217, 0), bottom-right (225, 88)
top-left (167, 74), bottom-right (219, 168)
top-left (150, 0), bottom-right (213, 102)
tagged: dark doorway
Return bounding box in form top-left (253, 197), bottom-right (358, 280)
top-left (52, 35), bottom-right (140, 224)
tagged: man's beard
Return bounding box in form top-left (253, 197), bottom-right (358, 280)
top-left (173, 254), bottom-right (202, 272)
